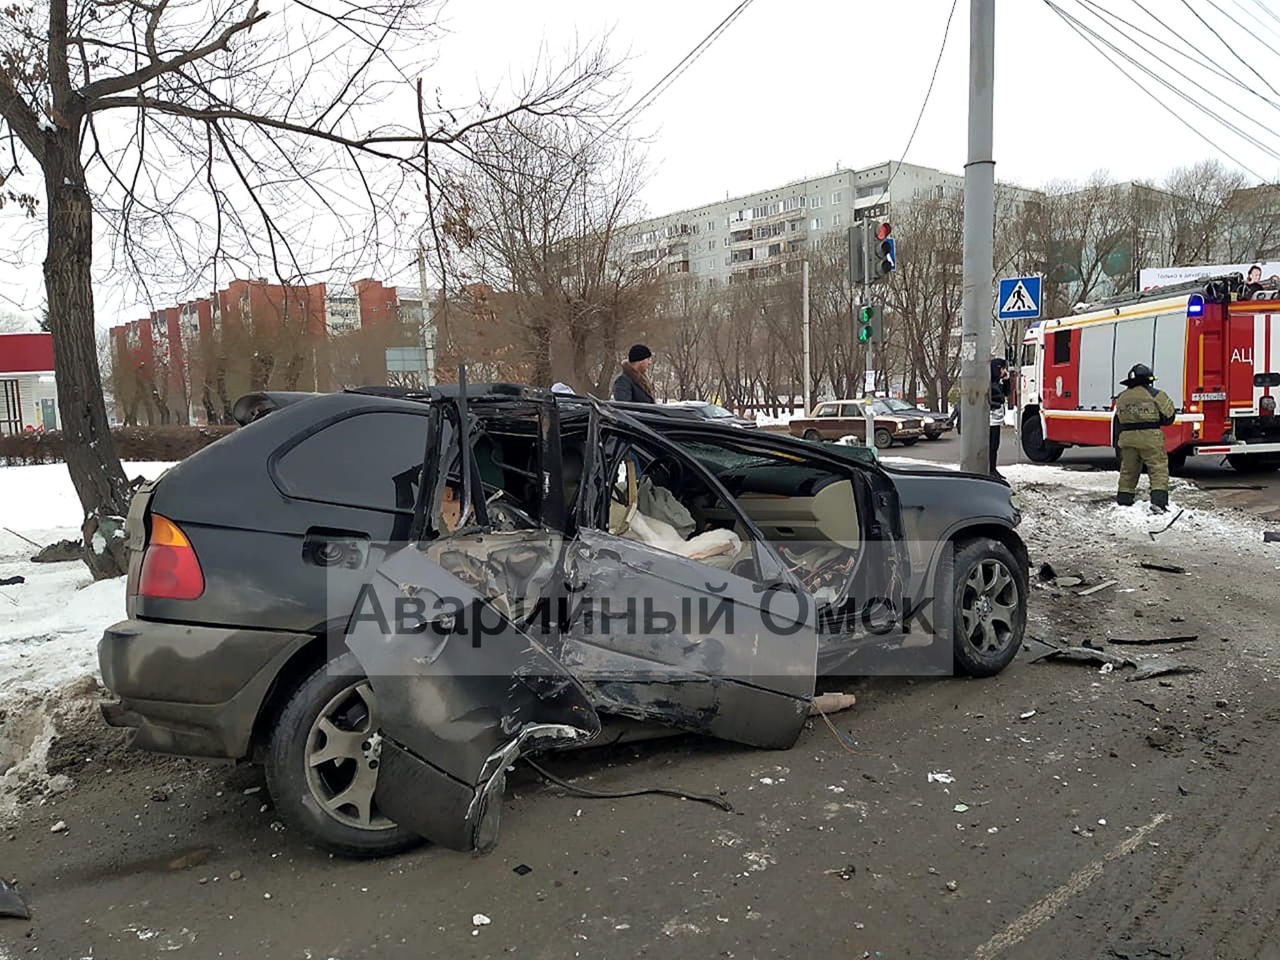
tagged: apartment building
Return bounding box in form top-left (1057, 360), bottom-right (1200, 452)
top-left (622, 161), bottom-right (966, 285)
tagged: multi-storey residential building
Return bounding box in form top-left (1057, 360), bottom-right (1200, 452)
top-left (622, 161), bottom-right (967, 285)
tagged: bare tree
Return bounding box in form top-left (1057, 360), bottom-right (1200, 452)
top-left (441, 112), bottom-right (658, 394)
top-left (1, 0), bottom-right (622, 576)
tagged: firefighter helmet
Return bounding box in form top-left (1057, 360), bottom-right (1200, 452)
top-left (1120, 363), bottom-right (1155, 387)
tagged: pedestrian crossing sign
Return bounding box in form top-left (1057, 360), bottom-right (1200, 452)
top-left (998, 275), bottom-right (1042, 320)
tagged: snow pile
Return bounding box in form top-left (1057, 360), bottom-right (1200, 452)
top-left (1005, 463), bottom-right (1274, 562)
top-left (754, 409), bottom-right (805, 427)
top-left (0, 461), bottom-right (174, 815)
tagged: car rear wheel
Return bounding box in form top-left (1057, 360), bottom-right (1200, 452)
top-left (804, 429), bottom-right (822, 442)
top-left (265, 654), bottom-right (422, 858)
top-left (945, 538), bottom-right (1027, 677)
top-left (873, 428), bottom-right (894, 449)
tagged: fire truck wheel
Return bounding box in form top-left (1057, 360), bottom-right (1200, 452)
top-left (1168, 452), bottom-right (1188, 475)
top-left (1227, 454), bottom-right (1280, 473)
top-left (1020, 416), bottom-right (1062, 463)
top-left (945, 537), bottom-right (1027, 678)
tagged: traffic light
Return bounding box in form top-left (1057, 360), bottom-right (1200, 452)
top-left (857, 304), bottom-right (879, 343)
top-left (869, 221), bottom-right (896, 281)
top-left (847, 225), bottom-right (865, 285)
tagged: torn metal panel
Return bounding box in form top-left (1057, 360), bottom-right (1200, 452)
top-left (557, 528), bottom-right (818, 750)
top-left (345, 542), bottom-right (600, 853)
top-left (1127, 657), bottom-right (1203, 681)
top-left (0, 878), bottom-right (30, 920)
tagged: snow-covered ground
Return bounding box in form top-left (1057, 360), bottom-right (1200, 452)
top-left (0, 462), bottom-right (173, 816)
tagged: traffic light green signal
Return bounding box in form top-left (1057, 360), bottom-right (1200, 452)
top-left (857, 304), bottom-right (879, 343)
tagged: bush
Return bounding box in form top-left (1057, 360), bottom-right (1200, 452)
top-left (0, 425), bottom-right (235, 466)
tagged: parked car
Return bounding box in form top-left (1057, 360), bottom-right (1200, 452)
top-left (663, 400), bottom-right (759, 429)
top-left (869, 398), bottom-right (953, 440)
top-left (99, 384), bottom-right (1026, 859)
top-left (788, 399), bottom-right (925, 448)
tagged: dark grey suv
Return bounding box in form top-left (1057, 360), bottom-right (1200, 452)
top-left (99, 384), bottom-right (1027, 858)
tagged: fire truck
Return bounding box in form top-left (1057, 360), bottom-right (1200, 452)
top-left (1017, 273), bottom-right (1280, 472)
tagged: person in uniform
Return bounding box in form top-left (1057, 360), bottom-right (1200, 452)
top-left (1114, 363), bottom-right (1176, 513)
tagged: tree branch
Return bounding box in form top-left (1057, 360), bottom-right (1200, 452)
top-left (80, 3), bottom-right (268, 106)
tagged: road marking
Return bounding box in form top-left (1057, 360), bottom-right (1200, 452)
top-left (970, 812), bottom-right (1170, 960)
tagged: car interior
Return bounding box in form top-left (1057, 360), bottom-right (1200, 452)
top-left (414, 402), bottom-right (868, 615)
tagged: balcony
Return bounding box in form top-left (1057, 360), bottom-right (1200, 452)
top-left (729, 229), bottom-right (753, 244)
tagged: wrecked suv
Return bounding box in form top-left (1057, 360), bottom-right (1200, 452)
top-left (98, 384), bottom-right (1028, 858)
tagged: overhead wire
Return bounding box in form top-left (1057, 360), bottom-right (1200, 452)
top-left (1071, 0), bottom-right (1280, 137)
top-left (871, 0), bottom-right (961, 206)
top-left (1200, 0), bottom-right (1280, 61)
top-left (1177, 0), bottom-right (1280, 97)
top-left (1080, 0), bottom-right (1280, 110)
top-left (593, 0), bottom-right (757, 144)
top-left (1043, 0), bottom-right (1271, 179)
top-left (1223, 0), bottom-right (1280, 46)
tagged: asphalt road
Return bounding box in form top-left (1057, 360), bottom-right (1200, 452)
top-left (3, 444), bottom-right (1280, 960)
top-left (885, 428), bottom-right (1280, 521)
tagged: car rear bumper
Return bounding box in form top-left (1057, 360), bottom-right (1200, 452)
top-left (98, 619), bottom-right (315, 760)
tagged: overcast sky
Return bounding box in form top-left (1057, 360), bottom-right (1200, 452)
top-left (3, 0), bottom-right (1279, 329)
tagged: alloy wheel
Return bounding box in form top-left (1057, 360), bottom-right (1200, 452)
top-left (958, 557), bottom-right (1018, 655)
top-left (303, 681), bottom-right (395, 830)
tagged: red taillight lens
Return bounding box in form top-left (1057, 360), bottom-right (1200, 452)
top-left (138, 514), bottom-right (205, 600)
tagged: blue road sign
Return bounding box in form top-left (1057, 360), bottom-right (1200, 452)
top-left (997, 275), bottom-right (1042, 320)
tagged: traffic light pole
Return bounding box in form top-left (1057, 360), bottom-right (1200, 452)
top-left (862, 217), bottom-right (875, 450)
top-left (959, 0), bottom-right (995, 475)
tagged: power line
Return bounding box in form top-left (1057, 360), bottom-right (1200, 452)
top-left (1225, 0), bottom-right (1280, 46)
top-left (1090, 0), bottom-right (1280, 110)
top-left (1202, 0), bottom-right (1280, 61)
top-left (1053, 0), bottom-right (1280, 165)
top-left (1178, 0), bottom-right (1280, 98)
top-left (1072, 0), bottom-right (1280, 139)
top-left (597, 0), bottom-right (757, 143)
top-left (872, 0), bottom-right (960, 207)
top-left (1044, 0), bottom-right (1268, 180)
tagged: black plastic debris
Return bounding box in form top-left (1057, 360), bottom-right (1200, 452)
top-left (0, 575), bottom-right (23, 587)
top-left (0, 878), bottom-right (30, 920)
top-left (1139, 562), bottom-right (1186, 575)
top-left (1110, 635), bottom-right (1199, 646)
top-left (512, 864), bottom-right (533, 876)
top-left (1264, 531), bottom-right (1280, 544)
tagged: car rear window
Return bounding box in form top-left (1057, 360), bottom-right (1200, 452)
top-left (273, 411), bottom-right (429, 513)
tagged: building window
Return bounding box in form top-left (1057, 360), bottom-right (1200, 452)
top-left (811, 217), bottom-right (823, 230)
top-left (857, 183), bottom-right (888, 199)
top-left (707, 240), bottom-right (715, 251)
top-left (768, 242), bottom-right (782, 257)
top-left (810, 196), bottom-right (823, 209)
top-left (832, 191), bottom-right (844, 205)
top-left (708, 221), bottom-right (716, 232)
top-left (832, 213), bottom-right (842, 227)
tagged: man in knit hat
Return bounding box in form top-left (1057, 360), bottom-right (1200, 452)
top-left (612, 344), bottom-right (656, 404)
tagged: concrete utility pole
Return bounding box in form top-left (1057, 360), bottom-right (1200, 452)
top-left (862, 216), bottom-right (875, 450)
top-left (416, 241), bottom-right (437, 387)
top-left (802, 260), bottom-right (812, 414)
top-left (959, 0), bottom-right (995, 474)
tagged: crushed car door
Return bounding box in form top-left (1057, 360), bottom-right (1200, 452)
top-left (345, 391), bottom-right (600, 853)
top-left (557, 420), bottom-right (819, 750)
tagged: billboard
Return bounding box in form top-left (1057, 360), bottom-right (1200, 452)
top-left (1138, 260), bottom-right (1280, 291)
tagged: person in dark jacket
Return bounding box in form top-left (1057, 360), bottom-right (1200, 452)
top-left (988, 357), bottom-right (1010, 477)
top-left (612, 344), bottom-right (656, 404)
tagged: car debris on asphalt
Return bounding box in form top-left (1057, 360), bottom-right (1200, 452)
top-left (0, 879), bottom-right (31, 920)
top-left (1139, 562), bottom-right (1187, 574)
top-left (1077, 579), bottom-right (1119, 597)
top-left (1109, 635), bottom-right (1200, 646)
top-left (1148, 509), bottom-right (1185, 540)
top-left (1126, 656), bottom-right (1203, 681)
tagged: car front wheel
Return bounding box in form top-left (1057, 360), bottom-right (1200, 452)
top-left (265, 654), bottom-right (422, 858)
top-left (945, 538), bottom-right (1027, 677)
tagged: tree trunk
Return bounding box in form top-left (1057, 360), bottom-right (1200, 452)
top-left (43, 133), bottom-right (132, 579)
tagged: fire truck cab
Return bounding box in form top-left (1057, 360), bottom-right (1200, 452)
top-left (1018, 274), bottom-right (1280, 472)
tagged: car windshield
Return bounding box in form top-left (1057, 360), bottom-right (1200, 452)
top-left (869, 399), bottom-right (900, 415)
top-left (701, 404), bottom-right (736, 418)
top-left (879, 398), bottom-right (916, 413)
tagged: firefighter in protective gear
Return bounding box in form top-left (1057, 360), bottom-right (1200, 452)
top-left (1114, 363), bottom-right (1176, 512)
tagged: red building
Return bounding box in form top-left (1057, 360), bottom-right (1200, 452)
top-left (0, 332), bottom-right (57, 434)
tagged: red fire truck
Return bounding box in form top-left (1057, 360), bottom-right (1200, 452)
top-left (1017, 273), bottom-right (1280, 472)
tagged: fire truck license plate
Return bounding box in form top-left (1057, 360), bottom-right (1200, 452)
top-left (1191, 392), bottom-right (1227, 401)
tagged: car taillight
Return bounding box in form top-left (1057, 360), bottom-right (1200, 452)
top-left (138, 514), bottom-right (205, 600)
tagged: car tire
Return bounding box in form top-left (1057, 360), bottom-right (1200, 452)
top-left (873, 428), bottom-right (894, 449)
top-left (1020, 415), bottom-right (1064, 463)
top-left (265, 653), bottom-right (422, 858)
top-left (943, 538), bottom-right (1027, 678)
top-left (900, 438), bottom-right (919, 446)
top-left (804, 429), bottom-right (822, 442)
top-left (1227, 453), bottom-right (1280, 473)
top-left (924, 430), bottom-right (942, 441)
